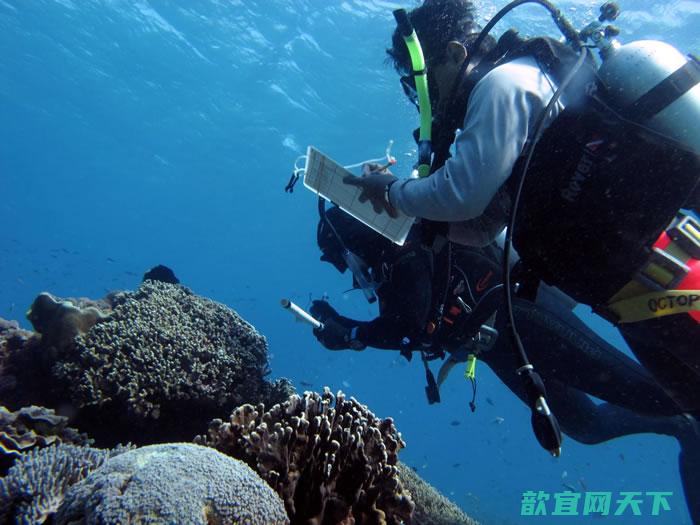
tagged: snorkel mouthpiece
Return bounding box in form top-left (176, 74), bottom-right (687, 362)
top-left (393, 8), bottom-right (432, 177)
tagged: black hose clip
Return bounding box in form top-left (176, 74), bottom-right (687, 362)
top-left (518, 365), bottom-right (562, 456)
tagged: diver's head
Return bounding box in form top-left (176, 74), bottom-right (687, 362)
top-left (387, 0), bottom-right (495, 110)
top-left (317, 205), bottom-right (389, 274)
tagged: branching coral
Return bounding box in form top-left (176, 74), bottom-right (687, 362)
top-left (197, 388), bottom-right (415, 525)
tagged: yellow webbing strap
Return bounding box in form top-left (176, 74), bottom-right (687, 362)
top-left (608, 289), bottom-right (700, 323)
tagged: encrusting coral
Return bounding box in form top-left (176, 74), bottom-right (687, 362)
top-left (0, 405), bottom-right (91, 475)
top-left (0, 443), bottom-right (129, 524)
top-left (55, 443), bottom-right (289, 525)
top-left (196, 387), bottom-right (415, 525)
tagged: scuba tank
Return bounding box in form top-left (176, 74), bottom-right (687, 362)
top-left (598, 40), bottom-right (700, 155)
top-left (511, 2), bottom-right (700, 308)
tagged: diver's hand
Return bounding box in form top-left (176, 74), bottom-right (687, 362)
top-left (343, 164), bottom-right (398, 218)
top-left (310, 300), bottom-right (365, 351)
top-left (313, 318), bottom-right (355, 350)
top-left (313, 319), bottom-right (366, 351)
top-left (309, 300), bottom-right (341, 323)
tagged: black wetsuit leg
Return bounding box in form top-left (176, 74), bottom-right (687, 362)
top-left (619, 315), bottom-right (700, 414)
top-left (479, 299), bottom-right (699, 525)
top-left (499, 298), bottom-right (682, 417)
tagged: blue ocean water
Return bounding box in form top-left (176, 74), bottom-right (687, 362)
top-left (1, 1), bottom-right (698, 523)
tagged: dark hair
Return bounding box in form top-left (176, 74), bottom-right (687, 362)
top-left (386, 0), bottom-right (495, 74)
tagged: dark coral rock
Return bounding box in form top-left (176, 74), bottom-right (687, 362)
top-left (397, 462), bottom-right (480, 525)
top-left (142, 264), bottom-right (180, 284)
top-left (55, 443), bottom-right (289, 525)
top-left (41, 281), bottom-right (291, 445)
top-left (0, 318), bottom-right (45, 409)
top-left (0, 443), bottom-right (129, 524)
top-left (197, 387), bottom-right (415, 525)
top-left (0, 405), bottom-right (91, 475)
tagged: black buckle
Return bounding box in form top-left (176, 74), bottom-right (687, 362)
top-left (474, 325), bottom-right (499, 353)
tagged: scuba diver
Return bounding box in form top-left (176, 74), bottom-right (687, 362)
top-left (342, 0), bottom-right (699, 485)
top-left (311, 203), bottom-right (700, 522)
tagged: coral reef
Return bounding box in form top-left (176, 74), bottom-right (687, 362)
top-left (2, 282), bottom-right (294, 446)
top-left (0, 443), bottom-right (128, 523)
top-left (0, 405), bottom-right (91, 475)
top-left (397, 462), bottom-right (480, 525)
top-left (55, 443), bottom-right (289, 525)
top-left (196, 388), bottom-right (415, 525)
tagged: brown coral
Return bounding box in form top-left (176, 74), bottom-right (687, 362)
top-left (197, 388), bottom-right (415, 525)
top-left (26, 293), bottom-right (110, 355)
top-left (0, 405), bottom-right (91, 475)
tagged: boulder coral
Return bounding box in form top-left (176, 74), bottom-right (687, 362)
top-left (197, 388), bottom-right (415, 525)
top-left (6, 281), bottom-right (293, 446)
top-left (55, 443), bottom-right (289, 525)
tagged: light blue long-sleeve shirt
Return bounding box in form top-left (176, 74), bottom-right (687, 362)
top-left (389, 56), bottom-right (564, 246)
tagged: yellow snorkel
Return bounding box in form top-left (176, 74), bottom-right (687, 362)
top-left (393, 9), bottom-right (432, 178)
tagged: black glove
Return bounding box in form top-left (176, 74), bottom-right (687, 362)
top-left (310, 300), bottom-right (365, 351)
top-left (310, 300), bottom-right (342, 323)
top-left (314, 318), bottom-right (354, 350)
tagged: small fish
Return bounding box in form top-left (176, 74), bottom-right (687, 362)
top-left (579, 477), bottom-right (587, 491)
top-left (486, 397), bottom-right (495, 406)
top-left (619, 453), bottom-right (625, 462)
top-left (491, 416), bottom-right (505, 425)
top-left (562, 482), bottom-right (577, 492)
top-left (341, 380), bottom-right (351, 388)
top-left (106, 257), bottom-right (116, 263)
top-left (452, 463), bottom-right (461, 468)
top-left (300, 381), bottom-right (313, 387)
top-left (450, 420), bottom-right (461, 426)
top-left (561, 470), bottom-right (568, 479)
